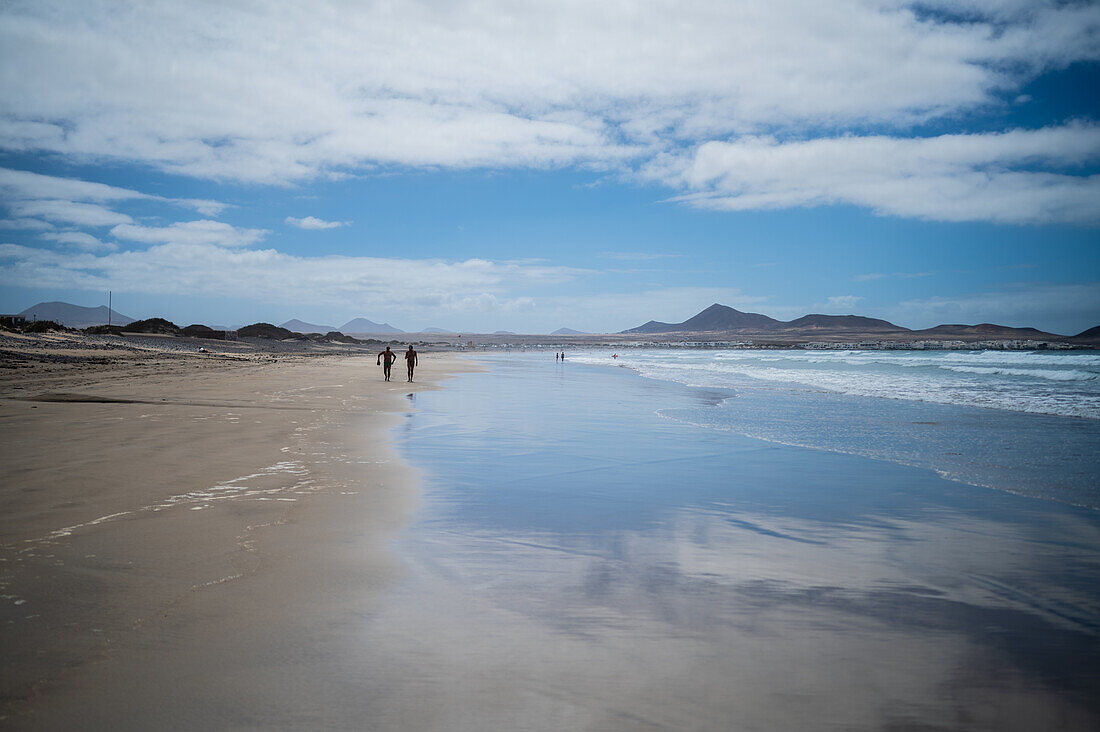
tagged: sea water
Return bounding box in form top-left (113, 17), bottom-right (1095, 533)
top-left (568, 349), bottom-right (1100, 507)
top-left (568, 349), bottom-right (1100, 419)
top-left (384, 353), bottom-right (1100, 729)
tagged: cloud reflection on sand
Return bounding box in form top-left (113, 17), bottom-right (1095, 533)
top-left (375, 504), bottom-right (1099, 730)
top-left (380, 355), bottom-right (1100, 730)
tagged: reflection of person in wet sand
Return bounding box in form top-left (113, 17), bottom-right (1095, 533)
top-left (377, 346), bottom-right (397, 381)
top-left (405, 345), bottom-right (418, 382)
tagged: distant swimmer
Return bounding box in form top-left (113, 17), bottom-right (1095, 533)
top-left (377, 346), bottom-right (397, 381)
top-left (405, 345), bottom-right (418, 382)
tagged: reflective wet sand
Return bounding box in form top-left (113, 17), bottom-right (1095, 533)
top-left (4, 351), bottom-right (1096, 730)
top-left (385, 355), bottom-right (1100, 731)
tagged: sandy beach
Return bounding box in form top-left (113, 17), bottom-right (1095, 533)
top-left (2, 336), bottom-right (1098, 731)
top-left (0, 332), bottom-right (470, 728)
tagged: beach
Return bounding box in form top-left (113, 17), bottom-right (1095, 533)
top-left (2, 339), bottom-right (1098, 730)
top-left (0, 333), bottom-right (470, 728)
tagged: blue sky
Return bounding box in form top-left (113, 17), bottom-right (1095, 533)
top-left (1, 1), bottom-right (1098, 334)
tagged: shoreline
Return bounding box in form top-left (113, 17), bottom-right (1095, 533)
top-left (584, 352), bottom-right (1100, 509)
top-left (0, 338), bottom-right (474, 727)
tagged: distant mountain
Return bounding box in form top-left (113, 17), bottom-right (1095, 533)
top-left (624, 303), bottom-right (909, 336)
top-left (338, 317), bottom-right (403, 334)
top-left (624, 304), bottom-right (783, 334)
top-left (784, 314), bottom-right (906, 333)
top-left (622, 303), bottom-right (1077, 340)
top-left (552, 327), bottom-right (588, 335)
top-left (18, 301), bottom-right (134, 329)
top-left (1072, 325), bottom-right (1100, 341)
top-left (493, 330), bottom-right (517, 335)
top-left (280, 318), bottom-right (336, 333)
top-left (420, 327), bottom-right (456, 333)
top-left (914, 323), bottom-right (1060, 339)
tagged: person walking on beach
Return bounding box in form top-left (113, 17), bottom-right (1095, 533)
top-left (377, 346), bottom-right (397, 381)
top-left (405, 345), bottom-right (418, 382)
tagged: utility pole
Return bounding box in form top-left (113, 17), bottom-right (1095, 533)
top-left (108, 291), bottom-right (112, 328)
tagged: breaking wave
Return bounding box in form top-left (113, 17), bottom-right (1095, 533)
top-left (569, 349), bottom-right (1100, 419)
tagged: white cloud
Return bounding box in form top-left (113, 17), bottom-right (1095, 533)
top-left (179, 199), bottom-right (230, 217)
top-left (110, 220), bottom-right (269, 248)
top-left (0, 167), bottom-right (228, 214)
top-left (0, 167), bottom-right (229, 221)
top-left (0, 0), bottom-right (1095, 196)
top-left (8, 200), bottom-right (133, 227)
top-left (39, 231), bottom-right (116, 252)
top-left (0, 218), bottom-right (54, 231)
top-left (0, 166), bottom-right (154, 204)
top-left (285, 216), bottom-right (349, 230)
top-left (655, 125), bottom-right (1100, 224)
top-left (0, 243), bottom-right (587, 314)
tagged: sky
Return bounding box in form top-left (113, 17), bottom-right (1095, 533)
top-left (0, 0), bottom-right (1098, 335)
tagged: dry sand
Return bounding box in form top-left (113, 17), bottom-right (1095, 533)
top-left (0, 331), bottom-right (472, 728)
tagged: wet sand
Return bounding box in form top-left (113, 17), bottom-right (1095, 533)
top-left (3, 341), bottom-right (1098, 730)
top-left (388, 354), bottom-right (1100, 731)
top-left (0, 335), bottom-right (471, 728)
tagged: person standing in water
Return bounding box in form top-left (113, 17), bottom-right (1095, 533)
top-left (405, 345), bottom-right (418, 382)
top-left (377, 346), bottom-right (397, 381)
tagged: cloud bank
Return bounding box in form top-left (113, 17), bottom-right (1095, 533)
top-left (0, 1), bottom-right (1097, 224)
top-left (110, 221), bottom-right (269, 248)
top-left (0, 242), bottom-right (586, 315)
top-left (655, 125), bottom-right (1100, 224)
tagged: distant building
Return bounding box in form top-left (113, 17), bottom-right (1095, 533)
top-left (0, 314), bottom-right (26, 328)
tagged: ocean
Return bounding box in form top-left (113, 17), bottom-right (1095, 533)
top-left (568, 348), bottom-right (1100, 419)
top-left (569, 348), bottom-right (1100, 507)
top-left (382, 352), bottom-right (1100, 729)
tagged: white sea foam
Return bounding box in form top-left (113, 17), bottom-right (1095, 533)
top-left (570, 349), bottom-right (1100, 419)
top-left (941, 365), bottom-right (1096, 381)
